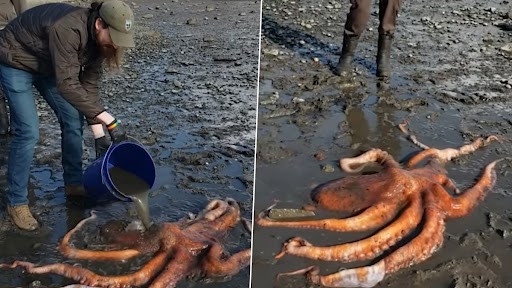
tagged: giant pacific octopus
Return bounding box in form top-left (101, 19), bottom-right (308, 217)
top-left (257, 122), bottom-right (503, 288)
top-left (1, 198), bottom-right (251, 288)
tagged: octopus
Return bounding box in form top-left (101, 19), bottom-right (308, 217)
top-left (257, 122), bottom-right (503, 288)
top-left (1, 198), bottom-right (251, 288)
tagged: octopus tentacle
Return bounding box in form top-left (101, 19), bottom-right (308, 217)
top-left (405, 136), bottom-right (499, 168)
top-left (274, 195), bottom-right (423, 262)
top-left (202, 200), bottom-right (230, 221)
top-left (206, 198), bottom-right (241, 231)
top-left (201, 243), bottom-right (251, 278)
top-left (431, 159), bottom-right (501, 219)
top-left (397, 121), bottom-right (430, 150)
top-left (60, 212), bottom-right (141, 261)
top-left (257, 200), bottom-right (402, 232)
top-left (281, 193), bottom-right (445, 288)
top-left (339, 149), bottom-right (400, 173)
top-left (0, 250), bottom-right (171, 287)
top-left (440, 175), bottom-right (460, 194)
top-left (149, 248), bottom-right (197, 288)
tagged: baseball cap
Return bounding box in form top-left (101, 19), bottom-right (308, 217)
top-left (98, 0), bottom-right (135, 48)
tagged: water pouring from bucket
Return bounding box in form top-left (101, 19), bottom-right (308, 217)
top-left (83, 138), bottom-right (156, 229)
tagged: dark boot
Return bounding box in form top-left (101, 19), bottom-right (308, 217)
top-left (334, 34), bottom-right (360, 77)
top-left (0, 92), bottom-right (9, 136)
top-left (376, 33), bottom-right (393, 79)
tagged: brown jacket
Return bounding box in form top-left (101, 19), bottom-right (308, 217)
top-left (0, 3), bottom-right (105, 124)
top-left (0, 0), bottom-right (16, 28)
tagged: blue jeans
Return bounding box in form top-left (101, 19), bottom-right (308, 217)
top-left (0, 64), bottom-right (84, 206)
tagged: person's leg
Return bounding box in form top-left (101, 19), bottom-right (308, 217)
top-left (0, 86), bottom-right (9, 135)
top-left (334, 0), bottom-right (372, 77)
top-left (34, 77), bottom-right (85, 195)
top-left (0, 64), bottom-right (39, 230)
top-left (377, 0), bottom-right (400, 78)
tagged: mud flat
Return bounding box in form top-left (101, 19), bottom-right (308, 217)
top-left (252, 0), bottom-right (512, 287)
top-left (0, 0), bottom-right (260, 287)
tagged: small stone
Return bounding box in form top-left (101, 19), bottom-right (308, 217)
top-left (206, 6), bottom-right (215, 11)
top-left (292, 97), bottom-right (305, 103)
top-left (268, 208), bottom-right (315, 219)
top-left (500, 43), bottom-right (512, 53)
top-left (173, 80), bottom-right (183, 89)
top-left (314, 150), bottom-right (326, 161)
top-left (29, 281), bottom-right (43, 288)
top-left (166, 67), bottom-right (178, 74)
top-left (263, 48), bottom-right (279, 56)
top-left (143, 14), bottom-right (154, 19)
top-left (322, 164), bottom-right (335, 173)
top-left (186, 18), bottom-right (198, 25)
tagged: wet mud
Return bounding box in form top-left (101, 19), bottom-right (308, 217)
top-left (0, 0), bottom-right (259, 287)
top-left (253, 0), bottom-right (512, 287)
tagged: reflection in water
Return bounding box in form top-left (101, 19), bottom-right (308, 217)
top-left (346, 98), bottom-right (401, 157)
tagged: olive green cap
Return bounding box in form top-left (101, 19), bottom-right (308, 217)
top-left (99, 0), bottom-right (135, 48)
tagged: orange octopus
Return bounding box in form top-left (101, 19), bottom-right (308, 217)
top-left (1, 198), bottom-right (251, 288)
top-left (257, 122), bottom-right (503, 287)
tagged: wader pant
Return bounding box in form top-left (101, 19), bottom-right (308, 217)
top-left (344, 0), bottom-right (400, 36)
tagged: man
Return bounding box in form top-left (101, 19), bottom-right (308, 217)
top-left (334, 0), bottom-right (400, 80)
top-left (0, 0), bottom-right (133, 231)
top-left (0, 0), bottom-right (16, 135)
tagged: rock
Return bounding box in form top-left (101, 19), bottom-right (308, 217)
top-left (263, 48), bottom-right (279, 56)
top-left (173, 80), bottom-right (183, 89)
top-left (142, 14), bottom-right (154, 19)
top-left (314, 150), bottom-right (326, 161)
top-left (206, 6), bottom-right (215, 11)
top-left (500, 43), bottom-right (512, 53)
top-left (268, 208), bottom-right (315, 219)
top-left (292, 97), bottom-right (305, 103)
top-left (322, 164), bottom-right (335, 173)
top-left (166, 67), bottom-right (178, 74)
top-left (186, 18), bottom-right (198, 25)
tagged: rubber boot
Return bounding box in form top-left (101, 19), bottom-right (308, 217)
top-left (376, 33), bottom-right (393, 79)
top-left (0, 92), bottom-right (9, 136)
top-left (334, 34), bottom-right (360, 77)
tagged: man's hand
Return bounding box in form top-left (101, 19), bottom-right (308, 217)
top-left (95, 136), bottom-right (111, 159)
top-left (107, 119), bottom-right (128, 143)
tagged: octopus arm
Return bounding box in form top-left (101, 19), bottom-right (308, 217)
top-left (59, 212), bottom-right (141, 261)
top-left (276, 195), bottom-right (423, 262)
top-left (405, 136), bottom-right (498, 168)
top-left (0, 250), bottom-right (171, 288)
top-left (190, 199), bottom-right (241, 232)
top-left (282, 193), bottom-right (445, 288)
top-left (201, 243), bottom-right (251, 277)
top-left (339, 149), bottom-right (400, 173)
top-left (257, 200), bottom-right (402, 232)
top-left (148, 248), bottom-right (198, 288)
top-left (432, 159), bottom-right (501, 219)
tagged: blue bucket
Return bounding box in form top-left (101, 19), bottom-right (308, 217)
top-left (83, 141), bottom-right (156, 202)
